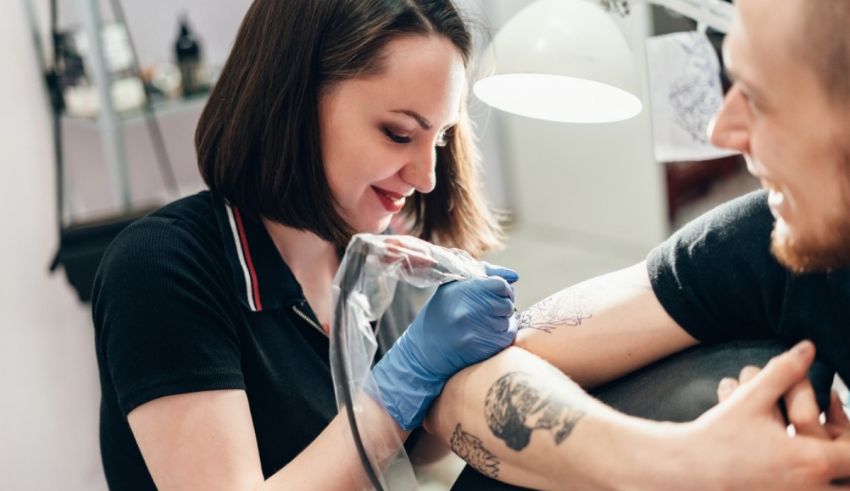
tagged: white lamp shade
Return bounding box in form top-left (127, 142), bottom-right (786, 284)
top-left (474, 0), bottom-right (643, 123)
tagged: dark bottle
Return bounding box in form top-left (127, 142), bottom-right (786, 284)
top-left (174, 15), bottom-right (204, 97)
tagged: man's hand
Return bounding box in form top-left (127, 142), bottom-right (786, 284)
top-left (717, 360), bottom-right (850, 440)
top-left (715, 344), bottom-right (850, 486)
top-left (681, 341), bottom-right (850, 489)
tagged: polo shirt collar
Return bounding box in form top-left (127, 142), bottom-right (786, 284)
top-left (212, 193), bottom-right (303, 312)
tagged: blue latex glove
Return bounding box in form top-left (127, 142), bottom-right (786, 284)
top-left (372, 264), bottom-right (519, 430)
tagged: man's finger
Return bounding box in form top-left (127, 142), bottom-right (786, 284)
top-left (717, 377), bottom-right (739, 403)
top-left (827, 392), bottom-right (850, 426)
top-left (733, 341), bottom-right (816, 410)
top-left (736, 365), bottom-right (786, 424)
top-left (825, 392), bottom-right (850, 440)
top-left (739, 365), bottom-right (761, 384)
top-left (786, 378), bottom-right (829, 439)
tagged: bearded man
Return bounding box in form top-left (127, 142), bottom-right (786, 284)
top-left (430, 0), bottom-right (850, 489)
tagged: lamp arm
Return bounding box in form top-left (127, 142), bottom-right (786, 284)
top-left (601, 0), bottom-right (734, 33)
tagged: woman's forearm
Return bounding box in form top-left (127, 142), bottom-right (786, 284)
top-left (260, 264), bottom-right (520, 490)
top-left (263, 394), bottom-right (409, 491)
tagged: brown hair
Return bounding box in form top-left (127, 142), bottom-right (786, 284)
top-left (801, 1), bottom-right (850, 103)
top-left (195, 0), bottom-right (501, 256)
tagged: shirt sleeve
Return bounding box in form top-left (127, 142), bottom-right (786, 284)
top-left (647, 190), bottom-right (789, 343)
top-left (92, 217), bottom-right (245, 416)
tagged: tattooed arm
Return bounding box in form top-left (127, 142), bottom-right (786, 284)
top-left (427, 344), bottom-right (850, 491)
top-left (426, 347), bottom-right (679, 489)
top-left (513, 261), bottom-right (699, 388)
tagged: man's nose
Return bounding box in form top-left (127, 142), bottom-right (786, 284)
top-left (708, 85), bottom-right (751, 154)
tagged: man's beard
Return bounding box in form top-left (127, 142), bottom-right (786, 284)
top-left (771, 150), bottom-right (850, 273)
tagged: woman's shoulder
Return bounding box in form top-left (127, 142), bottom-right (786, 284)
top-left (95, 191), bottom-right (230, 291)
top-left (136, 190), bottom-right (219, 235)
top-left (110, 191), bottom-right (220, 253)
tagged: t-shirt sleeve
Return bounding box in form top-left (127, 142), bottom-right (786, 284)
top-left (92, 217), bottom-right (245, 416)
top-left (647, 190), bottom-right (789, 343)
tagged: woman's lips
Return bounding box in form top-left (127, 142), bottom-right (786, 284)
top-left (372, 186), bottom-right (406, 213)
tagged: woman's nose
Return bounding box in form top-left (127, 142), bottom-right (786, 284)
top-left (709, 85), bottom-right (751, 154)
top-left (400, 146), bottom-right (437, 194)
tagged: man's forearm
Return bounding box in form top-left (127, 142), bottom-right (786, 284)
top-left (426, 347), bottom-right (685, 491)
top-left (513, 262), bottom-right (697, 388)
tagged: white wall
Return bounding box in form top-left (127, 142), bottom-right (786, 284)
top-left (0, 1), bottom-right (107, 489)
top-left (0, 1), bottom-right (249, 489)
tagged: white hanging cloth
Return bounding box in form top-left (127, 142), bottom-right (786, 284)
top-left (646, 30), bottom-right (738, 162)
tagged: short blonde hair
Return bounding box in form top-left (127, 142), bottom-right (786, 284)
top-left (802, 1), bottom-right (850, 103)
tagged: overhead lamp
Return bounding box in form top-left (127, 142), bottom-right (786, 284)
top-left (473, 0), bottom-right (642, 123)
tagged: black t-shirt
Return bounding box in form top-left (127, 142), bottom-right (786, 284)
top-left (648, 190), bottom-right (850, 385)
top-left (92, 191), bottom-right (413, 489)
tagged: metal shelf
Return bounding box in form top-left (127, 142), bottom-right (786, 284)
top-left (62, 93), bottom-right (208, 129)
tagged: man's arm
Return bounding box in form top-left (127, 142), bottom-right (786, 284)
top-left (426, 343), bottom-right (850, 490)
top-left (513, 261), bottom-right (698, 388)
top-left (426, 346), bottom-right (680, 490)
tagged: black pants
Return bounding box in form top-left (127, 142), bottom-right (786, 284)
top-left (450, 339), bottom-right (834, 491)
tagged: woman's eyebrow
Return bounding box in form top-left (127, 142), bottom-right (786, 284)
top-left (391, 109), bottom-right (432, 130)
top-left (390, 109), bottom-right (459, 131)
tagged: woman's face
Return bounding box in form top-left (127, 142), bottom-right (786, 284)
top-left (318, 35), bottom-right (466, 234)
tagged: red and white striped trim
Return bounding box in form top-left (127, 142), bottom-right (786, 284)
top-left (224, 203), bottom-right (263, 312)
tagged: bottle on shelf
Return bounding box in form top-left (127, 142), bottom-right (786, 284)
top-left (174, 14), bottom-right (207, 98)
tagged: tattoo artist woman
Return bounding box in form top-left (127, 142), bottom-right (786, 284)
top-left (91, 1), bottom-right (518, 489)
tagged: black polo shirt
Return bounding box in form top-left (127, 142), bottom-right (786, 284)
top-left (92, 191), bottom-right (413, 489)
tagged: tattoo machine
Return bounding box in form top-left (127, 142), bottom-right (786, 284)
top-left (330, 233), bottom-right (487, 491)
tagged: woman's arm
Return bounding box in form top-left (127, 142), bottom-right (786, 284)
top-left (128, 268), bottom-right (519, 490)
top-left (129, 389), bottom-right (405, 491)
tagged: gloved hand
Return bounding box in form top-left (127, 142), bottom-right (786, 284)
top-left (372, 264), bottom-right (519, 430)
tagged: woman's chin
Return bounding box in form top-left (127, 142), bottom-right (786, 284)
top-left (355, 216), bottom-right (393, 235)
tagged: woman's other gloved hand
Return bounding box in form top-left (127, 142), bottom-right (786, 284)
top-left (372, 264), bottom-right (519, 430)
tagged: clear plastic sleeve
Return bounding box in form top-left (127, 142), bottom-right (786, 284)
top-left (330, 233), bottom-right (487, 490)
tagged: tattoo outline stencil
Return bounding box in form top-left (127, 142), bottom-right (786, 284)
top-left (517, 290), bottom-right (593, 334)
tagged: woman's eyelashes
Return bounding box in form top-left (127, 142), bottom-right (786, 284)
top-left (383, 127), bottom-right (413, 144)
top-left (383, 126), bottom-right (453, 147)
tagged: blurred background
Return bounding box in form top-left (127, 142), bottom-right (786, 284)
top-left (0, 0), bottom-right (759, 489)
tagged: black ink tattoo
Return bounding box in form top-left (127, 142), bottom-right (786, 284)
top-left (485, 372), bottom-right (586, 451)
top-left (450, 423), bottom-right (501, 479)
top-left (517, 292), bottom-right (592, 334)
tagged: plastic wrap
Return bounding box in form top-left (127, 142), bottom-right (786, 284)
top-left (330, 234), bottom-right (487, 490)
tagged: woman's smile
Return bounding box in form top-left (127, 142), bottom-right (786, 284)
top-left (372, 185), bottom-right (408, 213)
